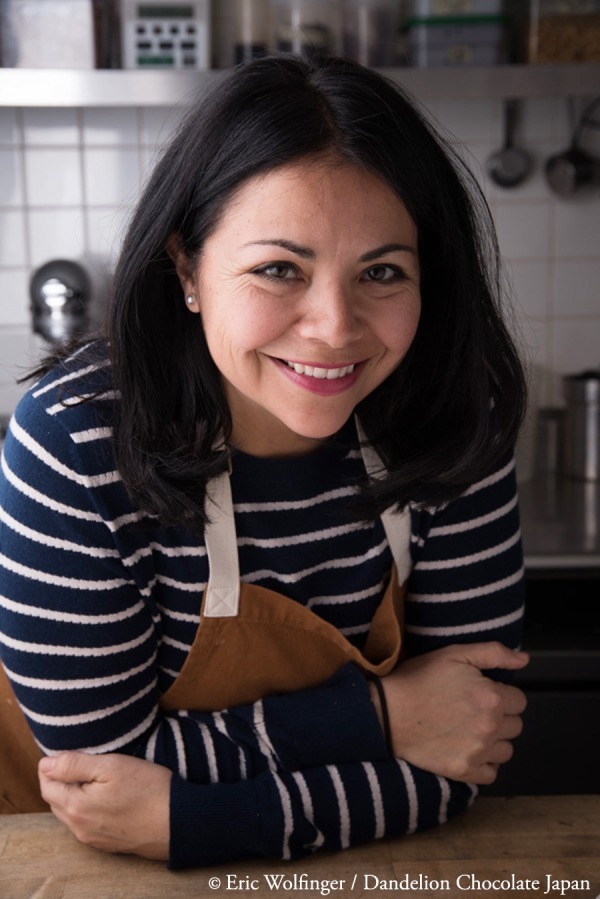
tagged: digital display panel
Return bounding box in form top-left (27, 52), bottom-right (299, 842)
top-left (138, 5), bottom-right (194, 18)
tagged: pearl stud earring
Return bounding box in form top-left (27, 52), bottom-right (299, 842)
top-left (186, 295), bottom-right (195, 306)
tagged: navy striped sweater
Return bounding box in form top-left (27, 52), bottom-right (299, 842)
top-left (0, 352), bottom-right (525, 867)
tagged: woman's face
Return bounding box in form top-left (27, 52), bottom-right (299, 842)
top-left (177, 157), bottom-right (421, 456)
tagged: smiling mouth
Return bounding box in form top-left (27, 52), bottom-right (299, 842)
top-left (282, 361), bottom-right (357, 380)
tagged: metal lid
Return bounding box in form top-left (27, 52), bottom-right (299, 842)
top-left (563, 370), bottom-right (600, 404)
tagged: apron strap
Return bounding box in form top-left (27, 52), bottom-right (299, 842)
top-left (203, 463), bottom-right (240, 617)
top-left (203, 420), bottom-right (412, 617)
top-left (355, 417), bottom-right (412, 586)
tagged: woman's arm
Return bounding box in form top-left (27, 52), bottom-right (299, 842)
top-left (38, 743), bottom-right (477, 866)
top-left (375, 452), bottom-right (528, 781)
top-left (0, 388), bottom-right (385, 779)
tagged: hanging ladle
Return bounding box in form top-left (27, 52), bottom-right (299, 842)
top-left (487, 98), bottom-right (532, 188)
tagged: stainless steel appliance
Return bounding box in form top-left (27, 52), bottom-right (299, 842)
top-left (30, 259), bottom-right (91, 345)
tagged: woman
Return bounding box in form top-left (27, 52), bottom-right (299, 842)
top-left (0, 55), bottom-right (528, 868)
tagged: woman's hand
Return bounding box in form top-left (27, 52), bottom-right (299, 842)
top-left (38, 752), bottom-right (172, 860)
top-left (371, 642), bottom-right (529, 785)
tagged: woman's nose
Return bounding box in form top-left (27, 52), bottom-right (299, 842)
top-left (297, 284), bottom-right (362, 348)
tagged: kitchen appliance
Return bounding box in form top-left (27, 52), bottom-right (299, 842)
top-left (30, 259), bottom-right (91, 346)
top-left (0, 0), bottom-right (98, 68)
top-left (119, 0), bottom-right (210, 68)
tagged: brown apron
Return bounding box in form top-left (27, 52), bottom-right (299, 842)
top-left (161, 428), bottom-right (410, 711)
top-left (0, 665), bottom-right (47, 814)
top-left (0, 426), bottom-right (411, 811)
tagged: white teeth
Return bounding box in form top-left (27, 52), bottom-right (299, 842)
top-left (286, 361), bottom-right (355, 379)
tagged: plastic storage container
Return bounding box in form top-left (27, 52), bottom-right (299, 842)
top-left (526, 0), bottom-right (600, 63)
top-left (406, 16), bottom-right (507, 66)
top-left (343, 0), bottom-right (400, 66)
top-left (270, 0), bottom-right (342, 57)
top-left (212, 0), bottom-right (270, 68)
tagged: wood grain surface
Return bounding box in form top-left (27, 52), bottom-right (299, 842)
top-left (0, 796), bottom-right (598, 899)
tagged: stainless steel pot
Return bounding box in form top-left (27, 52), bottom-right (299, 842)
top-left (563, 371), bottom-right (600, 481)
top-left (30, 259), bottom-right (91, 345)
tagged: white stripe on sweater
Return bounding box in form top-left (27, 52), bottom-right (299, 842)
top-left (20, 681), bottom-right (154, 727)
top-left (410, 566), bottom-right (524, 603)
top-left (363, 761), bottom-right (386, 839)
top-left (244, 538), bottom-right (388, 586)
top-left (234, 486), bottom-right (357, 514)
top-left (71, 427), bottom-right (112, 444)
top-left (273, 772), bottom-right (295, 861)
top-left (45, 391), bottom-right (117, 416)
top-left (11, 417), bottom-right (119, 487)
top-left (44, 708), bottom-right (159, 756)
top-left (327, 765), bottom-right (351, 849)
top-left (236, 521), bottom-right (367, 550)
top-left (0, 505), bottom-right (120, 558)
top-left (291, 771), bottom-right (325, 850)
top-left (31, 361), bottom-right (109, 398)
top-left (406, 605), bottom-right (524, 637)
top-left (0, 551), bottom-right (130, 591)
top-left (0, 592), bottom-right (144, 625)
top-left (429, 494), bottom-right (518, 537)
top-left (396, 758), bottom-right (418, 833)
top-left (2, 655), bottom-right (155, 691)
top-left (415, 530), bottom-right (521, 571)
top-left (0, 623), bottom-right (154, 657)
top-left (167, 717), bottom-right (188, 779)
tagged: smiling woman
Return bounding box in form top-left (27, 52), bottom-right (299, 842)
top-left (169, 158), bottom-right (421, 456)
top-left (0, 55), bottom-right (527, 870)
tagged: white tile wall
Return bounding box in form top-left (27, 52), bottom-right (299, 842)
top-left (0, 93), bottom-right (599, 443)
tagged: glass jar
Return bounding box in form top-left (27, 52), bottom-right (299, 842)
top-left (526, 0), bottom-right (600, 63)
top-left (270, 0), bottom-right (343, 57)
top-left (212, 0), bottom-right (270, 68)
top-left (343, 0), bottom-right (401, 66)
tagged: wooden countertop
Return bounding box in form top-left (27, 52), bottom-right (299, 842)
top-left (1, 796), bottom-right (599, 899)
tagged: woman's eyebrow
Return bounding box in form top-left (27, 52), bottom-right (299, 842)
top-left (359, 243), bottom-right (417, 262)
top-left (242, 239), bottom-right (417, 262)
top-left (243, 239), bottom-right (315, 259)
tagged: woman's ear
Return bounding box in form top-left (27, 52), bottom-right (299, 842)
top-left (166, 232), bottom-right (196, 297)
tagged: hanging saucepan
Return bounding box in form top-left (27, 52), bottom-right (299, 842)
top-left (29, 258), bottom-right (91, 345)
top-left (487, 98), bottom-right (532, 189)
top-left (545, 97), bottom-right (599, 198)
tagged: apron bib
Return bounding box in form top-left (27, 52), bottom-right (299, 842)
top-left (0, 423), bottom-right (411, 809)
top-left (161, 428), bottom-right (411, 711)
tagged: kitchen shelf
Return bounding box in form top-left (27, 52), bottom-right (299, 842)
top-left (0, 63), bottom-right (599, 107)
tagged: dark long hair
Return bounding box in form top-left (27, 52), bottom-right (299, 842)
top-left (52, 55), bottom-right (527, 528)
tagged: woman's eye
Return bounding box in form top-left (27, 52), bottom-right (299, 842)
top-left (253, 262), bottom-right (298, 280)
top-left (363, 264), bottom-right (404, 283)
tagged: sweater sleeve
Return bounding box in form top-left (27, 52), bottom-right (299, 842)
top-left (168, 757), bottom-right (476, 868)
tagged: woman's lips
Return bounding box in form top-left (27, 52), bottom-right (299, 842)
top-left (274, 358), bottom-right (363, 395)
